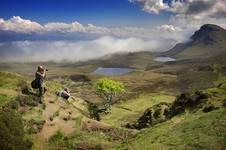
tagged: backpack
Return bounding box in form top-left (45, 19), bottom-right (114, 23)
top-left (31, 79), bottom-right (39, 89)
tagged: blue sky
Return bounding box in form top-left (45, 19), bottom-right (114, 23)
top-left (0, 0), bottom-right (172, 27)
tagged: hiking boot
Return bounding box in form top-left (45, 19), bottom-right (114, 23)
top-left (39, 97), bottom-right (44, 104)
top-left (44, 87), bottom-right (47, 94)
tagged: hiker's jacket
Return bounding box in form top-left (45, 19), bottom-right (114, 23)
top-left (58, 90), bottom-right (70, 99)
top-left (35, 71), bottom-right (45, 87)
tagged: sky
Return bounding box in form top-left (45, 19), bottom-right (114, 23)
top-left (0, 0), bottom-right (226, 62)
top-left (0, 0), bottom-right (171, 27)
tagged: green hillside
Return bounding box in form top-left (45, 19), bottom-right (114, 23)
top-left (0, 70), bottom-right (225, 150)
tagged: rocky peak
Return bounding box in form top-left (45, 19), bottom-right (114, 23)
top-left (191, 24), bottom-right (226, 44)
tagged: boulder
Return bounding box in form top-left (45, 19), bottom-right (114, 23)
top-left (127, 102), bottom-right (171, 129)
top-left (169, 91), bottom-right (208, 117)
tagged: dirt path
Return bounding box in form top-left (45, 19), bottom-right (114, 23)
top-left (37, 94), bottom-right (80, 141)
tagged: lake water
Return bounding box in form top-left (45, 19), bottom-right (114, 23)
top-left (92, 67), bottom-right (133, 75)
top-left (154, 57), bottom-right (176, 62)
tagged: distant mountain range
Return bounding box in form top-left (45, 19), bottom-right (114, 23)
top-left (163, 24), bottom-right (226, 59)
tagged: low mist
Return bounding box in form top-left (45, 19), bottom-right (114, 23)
top-left (0, 36), bottom-right (183, 62)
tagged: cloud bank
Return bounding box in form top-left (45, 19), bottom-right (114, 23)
top-left (0, 36), bottom-right (176, 62)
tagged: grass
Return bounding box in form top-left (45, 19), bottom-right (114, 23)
top-left (52, 109), bottom-right (60, 119)
top-left (204, 87), bottom-right (226, 107)
top-left (45, 80), bottom-right (63, 94)
top-left (0, 69), bottom-right (226, 150)
top-left (0, 71), bottom-right (23, 107)
top-left (48, 130), bottom-right (120, 150)
top-left (101, 93), bottom-right (175, 126)
top-left (213, 75), bottom-right (226, 86)
top-left (123, 108), bottom-right (226, 150)
top-left (0, 94), bottom-right (13, 107)
top-left (0, 71), bottom-right (23, 89)
top-left (74, 115), bottom-right (83, 128)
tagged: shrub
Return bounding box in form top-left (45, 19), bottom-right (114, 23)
top-left (0, 94), bottom-right (13, 107)
top-left (49, 130), bottom-right (64, 141)
top-left (2, 99), bottom-right (19, 110)
top-left (95, 78), bottom-right (125, 112)
top-left (0, 108), bottom-right (33, 150)
top-left (16, 95), bottom-right (39, 107)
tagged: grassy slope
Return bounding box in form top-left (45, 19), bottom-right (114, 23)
top-left (0, 71), bottom-right (226, 150)
top-left (121, 80), bottom-right (226, 150)
top-left (123, 109), bottom-right (226, 150)
top-left (0, 71), bottom-right (22, 106)
top-left (101, 93), bottom-right (175, 127)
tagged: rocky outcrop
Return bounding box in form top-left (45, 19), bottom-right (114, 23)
top-left (126, 91), bottom-right (209, 129)
top-left (126, 102), bottom-right (171, 129)
top-left (168, 91), bottom-right (208, 117)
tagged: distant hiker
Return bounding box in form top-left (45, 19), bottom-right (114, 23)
top-left (57, 88), bottom-right (71, 100)
top-left (31, 65), bottom-right (47, 98)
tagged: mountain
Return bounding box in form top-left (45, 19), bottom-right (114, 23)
top-left (164, 24), bottom-right (226, 59)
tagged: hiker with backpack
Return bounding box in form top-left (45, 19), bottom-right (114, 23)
top-left (31, 66), bottom-right (47, 99)
top-left (56, 88), bottom-right (71, 100)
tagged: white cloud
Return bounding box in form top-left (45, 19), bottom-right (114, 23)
top-left (129, 0), bottom-right (186, 14)
top-left (44, 22), bottom-right (85, 33)
top-left (0, 16), bottom-right (110, 34)
top-left (0, 16), bottom-right (112, 37)
top-left (129, 0), bottom-right (169, 14)
top-left (0, 16), bottom-right (189, 43)
top-left (0, 36), bottom-right (174, 62)
top-left (44, 22), bottom-right (109, 34)
top-left (0, 16), bottom-right (44, 33)
top-left (129, 0), bottom-right (226, 30)
top-left (0, 16), bottom-right (184, 37)
top-left (129, 0), bottom-right (226, 16)
top-left (157, 24), bottom-right (182, 32)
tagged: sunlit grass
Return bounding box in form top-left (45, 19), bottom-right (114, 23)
top-left (101, 93), bottom-right (175, 126)
top-left (123, 108), bottom-right (226, 150)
